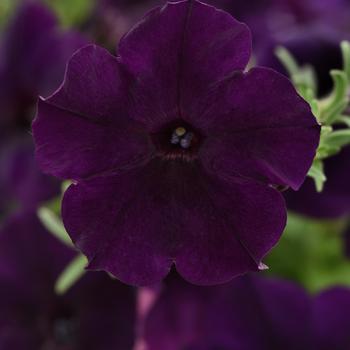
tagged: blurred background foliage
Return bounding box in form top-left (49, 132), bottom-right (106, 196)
top-left (265, 213), bottom-right (350, 293)
top-left (43, 0), bottom-right (94, 27)
top-left (0, 0), bottom-right (17, 27)
top-left (0, 0), bottom-right (94, 28)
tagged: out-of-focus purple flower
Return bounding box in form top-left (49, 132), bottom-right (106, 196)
top-left (0, 137), bottom-right (60, 220)
top-left (285, 147), bottom-right (350, 219)
top-left (313, 287), bottom-right (350, 350)
top-left (143, 274), bottom-right (350, 350)
top-left (0, 2), bottom-right (87, 218)
top-left (0, 212), bottom-right (136, 350)
top-left (33, 0), bottom-right (319, 286)
top-left (218, 0), bottom-right (350, 96)
top-left (88, 0), bottom-right (163, 48)
top-left (0, 1), bottom-right (87, 139)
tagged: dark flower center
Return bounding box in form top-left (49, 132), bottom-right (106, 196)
top-left (170, 127), bottom-right (194, 149)
top-left (152, 120), bottom-right (201, 162)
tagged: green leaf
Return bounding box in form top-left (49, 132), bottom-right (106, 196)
top-left (37, 207), bottom-right (73, 246)
top-left (55, 255), bottom-right (87, 295)
top-left (323, 129), bottom-right (350, 149)
top-left (341, 41), bottom-right (350, 81)
top-left (275, 46), bottom-right (300, 77)
top-left (265, 213), bottom-right (350, 293)
top-left (335, 115), bottom-right (350, 127)
top-left (308, 160), bottom-right (326, 192)
top-left (320, 70), bottom-right (349, 124)
top-left (316, 145), bottom-right (341, 159)
top-left (61, 180), bottom-right (72, 193)
top-left (275, 46), bottom-right (317, 99)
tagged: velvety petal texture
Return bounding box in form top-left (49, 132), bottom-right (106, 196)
top-left (118, 0), bottom-right (252, 130)
top-left (63, 161), bottom-right (285, 285)
top-left (34, 0), bottom-right (320, 286)
top-left (144, 274), bottom-right (350, 350)
top-left (199, 67), bottom-right (319, 190)
top-left (0, 213), bottom-right (136, 349)
top-left (34, 46), bottom-right (153, 180)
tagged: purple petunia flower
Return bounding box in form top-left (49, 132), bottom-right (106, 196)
top-left (0, 212), bottom-right (136, 350)
top-left (0, 1), bottom-right (87, 140)
top-left (33, 0), bottom-right (320, 286)
top-left (0, 138), bottom-right (60, 221)
top-left (143, 273), bottom-right (350, 350)
top-left (0, 2), bottom-right (87, 217)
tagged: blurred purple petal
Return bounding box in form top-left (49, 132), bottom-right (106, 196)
top-left (0, 212), bottom-right (136, 349)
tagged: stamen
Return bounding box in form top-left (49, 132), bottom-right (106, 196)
top-left (170, 127), bottom-right (194, 149)
top-left (180, 132), bottom-right (193, 149)
top-left (171, 134), bottom-right (180, 145)
top-left (175, 127), bottom-right (186, 137)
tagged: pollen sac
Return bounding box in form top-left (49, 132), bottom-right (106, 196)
top-left (170, 127), bottom-right (194, 149)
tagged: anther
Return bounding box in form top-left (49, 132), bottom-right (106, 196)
top-left (180, 132), bottom-right (193, 149)
top-left (175, 127), bottom-right (186, 137)
top-left (170, 127), bottom-right (194, 149)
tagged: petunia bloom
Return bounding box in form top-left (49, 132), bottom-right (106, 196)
top-left (0, 1), bottom-right (87, 219)
top-left (0, 139), bottom-right (60, 221)
top-left (0, 1), bottom-right (87, 140)
top-left (0, 212), bottom-right (136, 350)
top-left (33, 0), bottom-right (320, 286)
top-left (143, 273), bottom-right (350, 350)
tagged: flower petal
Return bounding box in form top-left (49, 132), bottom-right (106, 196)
top-left (0, 214), bottom-right (136, 350)
top-left (66, 271), bottom-right (136, 350)
top-left (144, 275), bottom-right (312, 349)
top-left (0, 327), bottom-right (40, 350)
top-left (175, 175), bottom-right (286, 285)
top-left (118, 0), bottom-right (251, 130)
top-left (0, 213), bottom-right (74, 303)
top-left (0, 138), bottom-right (60, 212)
top-left (313, 288), bottom-right (350, 350)
top-left (33, 45), bottom-right (153, 180)
top-left (199, 67), bottom-right (320, 190)
top-left (0, 1), bottom-right (87, 99)
top-left (63, 160), bottom-right (285, 286)
top-left (62, 164), bottom-right (175, 286)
